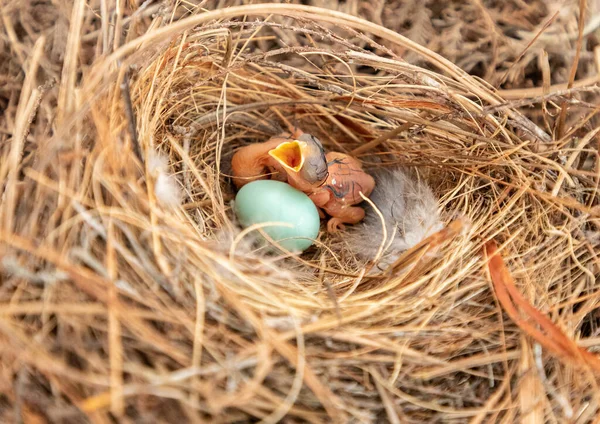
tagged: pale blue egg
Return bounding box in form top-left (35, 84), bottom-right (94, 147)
top-left (234, 180), bottom-right (320, 252)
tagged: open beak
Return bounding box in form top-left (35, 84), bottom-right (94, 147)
top-left (268, 140), bottom-right (307, 172)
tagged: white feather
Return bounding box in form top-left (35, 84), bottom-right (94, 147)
top-left (149, 151), bottom-right (182, 207)
top-left (155, 172), bottom-right (183, 207)
top-left (345, 168), bottom-right (443, 270)
top-left (148, 151), bottom-right (169, 173)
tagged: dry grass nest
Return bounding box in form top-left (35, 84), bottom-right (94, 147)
top-left (2, 3), bottom-right (600, 423)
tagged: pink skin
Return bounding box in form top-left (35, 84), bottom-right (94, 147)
top-left (231, 132), bottom-right (299, 189)
top-left (306, 152), bottom-right (374, 233)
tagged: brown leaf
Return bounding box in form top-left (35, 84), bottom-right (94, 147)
top-left (484, 241), bottom-right (600, 374)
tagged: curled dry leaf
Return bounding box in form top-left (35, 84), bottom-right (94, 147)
top-left (484, 241), bottom-right (600, 375)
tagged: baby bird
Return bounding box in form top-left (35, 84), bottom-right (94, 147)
top-left (231, 129), bottom-right (375, 232)
top-left (230, 130), bottom-right (328, 190)
top-left (306, 152), bottom-right (375, 233)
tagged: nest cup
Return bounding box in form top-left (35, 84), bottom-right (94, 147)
top-left (122, 12), bottom-right (594, 419)
top-left (4, 4), bottom-right (600, 423)
top-left (115, 9), bottom-right (598, 421)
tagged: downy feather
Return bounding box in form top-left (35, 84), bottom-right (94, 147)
top-left (345, 167), bottom-right (443, 271)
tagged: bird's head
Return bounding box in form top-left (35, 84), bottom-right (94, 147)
top-left (268, 133), bottom-right (328, 190)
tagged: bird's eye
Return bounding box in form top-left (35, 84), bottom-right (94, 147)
top-left (318, 171), bottom-right (329, 187)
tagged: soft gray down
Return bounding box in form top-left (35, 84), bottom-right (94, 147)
top-left (344, 168), bottom-right (443, 271)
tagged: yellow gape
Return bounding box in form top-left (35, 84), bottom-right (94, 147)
top-left (268, 140), bottom-right (307, 172)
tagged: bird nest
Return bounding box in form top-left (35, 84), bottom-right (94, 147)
top-left (2, 4), bottom-right (600, 423)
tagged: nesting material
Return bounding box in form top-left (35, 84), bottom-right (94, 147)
top-left (1, 1), bottom-right (600, 423)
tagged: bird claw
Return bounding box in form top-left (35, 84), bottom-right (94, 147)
top-left (327, 218), bottom-right (345, 233)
